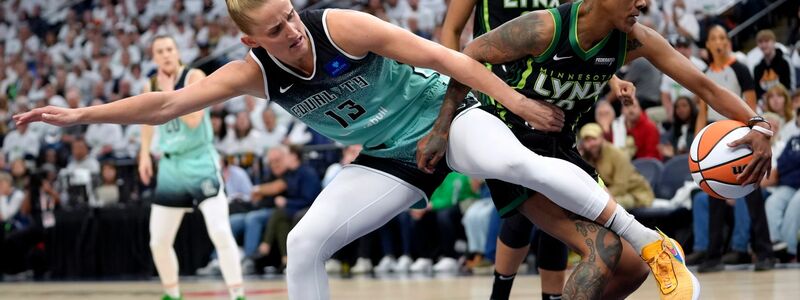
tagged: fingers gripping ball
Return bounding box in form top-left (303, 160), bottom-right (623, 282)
top-left (688, 120), bottom-right (756, 199)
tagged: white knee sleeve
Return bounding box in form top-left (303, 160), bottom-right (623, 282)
top-left (447, 109), bottom-right (608, 221)
top-left (149, 204), bottom-right (186, 286)
top-left (199, 191), bottom-right (243, 287)
top-left (286, 166), bottom-right (423, 299)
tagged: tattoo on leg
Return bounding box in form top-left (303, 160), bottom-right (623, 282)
top-left (563, 261), bottom-right (607, 300)
top-left (595, 225), bottom-right (623, 270)
top-left (562, 219), bottom-right (623, 299)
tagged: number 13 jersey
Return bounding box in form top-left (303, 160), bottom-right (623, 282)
top-left (250, 9), bottom-right (448, 165)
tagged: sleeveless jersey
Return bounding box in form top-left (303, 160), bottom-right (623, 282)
top-left (482, 1), bottom-right (627, 139)
top-left (473, 0), bottom-right (562, 37)
top-left (149, 68), bottom-right (215, 155)
top-left (250, 9), bottom-right (448, 165)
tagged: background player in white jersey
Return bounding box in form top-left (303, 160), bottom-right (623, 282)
top-left (139, 36), bottom-right (244, 300)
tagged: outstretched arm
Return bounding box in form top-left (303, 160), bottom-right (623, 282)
top-left (15, 58), bottom-right (264, 127)
top-left (625, 24), bottom-right (770, 185)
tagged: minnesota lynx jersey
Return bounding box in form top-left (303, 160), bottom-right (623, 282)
top-left (250, 9), bottom-right (448, 165)
top-left (149, 68), bottom-right (215, 155)
top-left (482, 1), bottom-right (627, 139)
top-left (473, 0), bottom-right (561, 37)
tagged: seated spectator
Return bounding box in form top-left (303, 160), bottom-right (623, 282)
top-left (620, 57), bottom-right (663, 110)
top-left (61, 138), bottom-right (100, 207)
top-left (219, 112), bottom-right (265, 168)
top-left (621, 97), bottom-right (662, 160)
top-left (0, 171), bottom-right (26, 229)
top-left (1, 122), bottom-right (40, 162)
top-left (9, 159), bottom-right (30, 190)
top-left (223, 159), bottom-right (254, 204)
top-left (753, 30), bottom-right (794, 100)
top-left (659, 36), bottom-right (706, 123)
top-left (258, 145), bottom-right (321, 267)
top-left (765, 133), bottom-right (800, 262)
top-left (579, 123), bottom-right (654, 209)
top-left (594, 100), bottom-right (618, 143)
top-left (781, 107), bottom-right (800, 141)
top-left (256, 107), bottom-right (288, 152)
top-left (84, 100), bottom-right (126, 160)
top-left (94, 162), bottom-right (120, 207)
top-left (763, 84), bottom-right (794, 125)
top-left (461, 184), bottom-right (494, 271)
top-left (659, 96), bottom-right (698, 159)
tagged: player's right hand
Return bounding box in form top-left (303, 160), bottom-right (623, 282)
top-left (139, 155), bottom-right (153, 185)
top-left (13, 106), bottom-right (81, 127)
top-left (516, 98), bottom-right (565, 132)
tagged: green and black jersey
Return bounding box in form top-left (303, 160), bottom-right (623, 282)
top-left (473, 0), bottom-right (562, 37)
top-left (473, 0), bottom-right (561, 82)
top-left (481, 1), bottom-right (627, 139)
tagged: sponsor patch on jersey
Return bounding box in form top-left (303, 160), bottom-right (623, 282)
top-left (324, 55), bottom-right (351, 77)
top-left (595, 57), bottom-right (615, 66)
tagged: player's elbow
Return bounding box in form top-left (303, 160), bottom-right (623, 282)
top-left (149, 92), bottom-right (180, 125)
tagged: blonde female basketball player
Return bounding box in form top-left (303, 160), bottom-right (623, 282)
top-left (15, 0), bottom-right (770, 298)
top-left (139, 36), bottom-right (244, 300)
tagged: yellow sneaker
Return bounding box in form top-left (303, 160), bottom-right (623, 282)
top-left (641, 230), bottom-right (700, 300)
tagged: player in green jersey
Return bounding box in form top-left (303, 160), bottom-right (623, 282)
top-left (139, 36), bottom-right (244, 300)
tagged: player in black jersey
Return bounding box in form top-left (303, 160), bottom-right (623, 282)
top-left (425, 0), bottom-right (773, 299)
top-left (443, 1), bottom-right (573, 300)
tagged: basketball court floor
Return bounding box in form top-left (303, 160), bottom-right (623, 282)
top-left (2, 267), bottom-right (798, 299)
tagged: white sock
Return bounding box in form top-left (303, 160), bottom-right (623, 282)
top-left (165, 285), bottom-right (180, 298)
top-left (603, 204), bottom-right (660, 252)
top-left (229, 286), bottom-right (244, 299)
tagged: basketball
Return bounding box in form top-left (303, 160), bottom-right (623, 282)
top-left (688, 120), bottom-right (757, 199)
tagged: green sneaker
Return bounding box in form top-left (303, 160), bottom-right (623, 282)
top-left (161, 294), bottom-right (183, 300)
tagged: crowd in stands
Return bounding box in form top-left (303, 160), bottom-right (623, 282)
top-left (1, 0), bottom-right (799, 279)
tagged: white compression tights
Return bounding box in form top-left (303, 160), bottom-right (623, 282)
top-left (149, 191), bottom-right (243, 294)
top-left (286, 165), bottom-right (423, 299)
top-left (447, 108), bottom-right (609, 221)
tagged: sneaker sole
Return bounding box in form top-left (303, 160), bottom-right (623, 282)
top-left (689, 270), bottom-right (701, 300)
top-left (668, 238), bottom-right (701, 300)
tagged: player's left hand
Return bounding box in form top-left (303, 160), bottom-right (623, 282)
top-left (416, 129), bottom-right (448, 174)
top-left (610, 78), bottom-right (636, 106)
top-left (728, 130), bottom-right (772, 185)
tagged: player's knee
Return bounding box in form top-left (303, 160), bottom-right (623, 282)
top-left (207, 226), bottom-right (235, 249)
top-left (504, 157), bottom-right (544, 184)
top-left (149, 236), bottom-right (170, 253)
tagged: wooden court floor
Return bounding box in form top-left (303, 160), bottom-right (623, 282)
top-left (1, 268), bottom-right (798, 299)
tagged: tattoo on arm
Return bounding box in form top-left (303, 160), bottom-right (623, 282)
top-left (430, 80), bottom-right (471, 132)
top-left (465, 12), bottom-right (548, 64)
top-left (627, 38), bottom-right (643, 52)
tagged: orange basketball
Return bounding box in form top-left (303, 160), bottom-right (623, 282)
top-left (688, 120), bottom-right (756, 199)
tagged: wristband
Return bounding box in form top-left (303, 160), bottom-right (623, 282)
top-left (747, 116), bottom-right (771, 129)
top-left (751, 125), bottom-right (773, 138)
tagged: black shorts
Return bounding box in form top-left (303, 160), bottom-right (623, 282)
top-left (352, 154), bottom-right (451, 209)
top-left (485, 124), bottom-right (600, 218)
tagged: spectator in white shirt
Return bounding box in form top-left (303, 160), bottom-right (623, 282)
top-left (2, 122), bottom-right (40, 162)
top-left (219, 111), bottom-right (266, 156)
top-left (256, 107), bottom-right (288, 152)
top-left (64, 138), bottom-right (100, 176)
top-left (0, 172), bottom-right (25, 224)
top-left (84, 100), bottom-right (126, 159)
